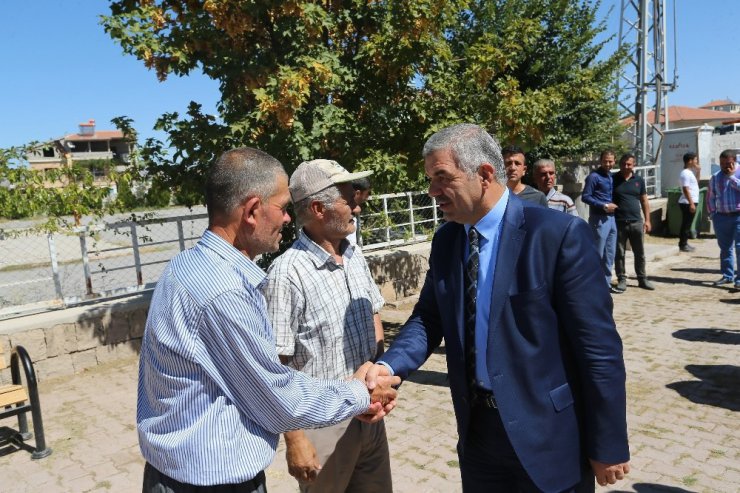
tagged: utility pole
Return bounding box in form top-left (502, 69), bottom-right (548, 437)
top-left (617, 0), bottom-right (678, 197)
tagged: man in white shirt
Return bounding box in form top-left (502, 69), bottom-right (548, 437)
top-left (678, 152), bottom-right (700, 252)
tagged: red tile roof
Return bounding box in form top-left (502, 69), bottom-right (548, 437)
top-left (64, 130), bottom-right (125, 141)
top-left (622, 105), bottom-right (740, 125)
top-left (700, 99), bottom-right (736, 108)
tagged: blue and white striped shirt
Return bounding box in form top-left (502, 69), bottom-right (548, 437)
top-left (137, 230), bottom-right (370, 486)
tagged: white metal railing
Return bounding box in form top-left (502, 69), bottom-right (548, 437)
top-left (359, 192), bottom-right (440, 251)
top-left (0, 191), bottom-right (439, 319)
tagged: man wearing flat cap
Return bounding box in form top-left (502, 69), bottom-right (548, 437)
top-left (264, 159), bottom-right (392, 492)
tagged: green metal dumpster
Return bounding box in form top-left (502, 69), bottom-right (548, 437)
top-left (692, 187), bottom-right (708, 238)
top-left (666, 188), bottom-right (682, 236)
top-left (666, 186), bottom-right (707, 238)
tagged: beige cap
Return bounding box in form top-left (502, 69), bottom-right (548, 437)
top-left (289, 159), bottom-right (373, 203)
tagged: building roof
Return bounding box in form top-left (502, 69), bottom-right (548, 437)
top-left (622, 105), bottom-right (740, 125)
top-left (64, 130), bottom-right (125, 142)
top-left (700, 99), bottom-right (736, 108)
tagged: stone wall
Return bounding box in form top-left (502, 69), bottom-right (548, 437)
top-left (365, 242), bottom-right (430, 303)
top-left (0, 295), bottom-right (150, 384)
top-left (0, 242), bottom-right (431, 383)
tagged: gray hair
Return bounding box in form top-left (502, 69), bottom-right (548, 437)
top-left (422, 123), bottom-right (506, 184)
top-left (533, 158), bottom-right (556, 170)
top-left (206, 147), bottom-right (287, 221)
top-left (293, 186), bottom-right (342, 224)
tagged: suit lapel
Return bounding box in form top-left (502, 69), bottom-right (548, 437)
top-left (488, 197), bottom-right (525, 349)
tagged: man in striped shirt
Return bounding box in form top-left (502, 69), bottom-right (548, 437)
top-left (264, 159), bottom-right (392, 492)
top-left (532, 158), bottom-right (580, 217)
top-left (707, 149), bottom-right (740, 288)
top-left (137, 148), bottom-right (399, 493)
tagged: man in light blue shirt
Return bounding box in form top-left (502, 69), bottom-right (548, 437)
top-left (137, 147), bottom-right (399, 492)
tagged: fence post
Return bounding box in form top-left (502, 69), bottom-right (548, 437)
top-left (407, 193), bottom-right (415, 238)
top-left (130, 223), bottom-right (143, 286)
top-left (382, 196), bottom-right (390, 243)
top-left (78, 229), bottom-right (94, 296)
top-left (432, 197), bottom-right (438, 228)
top-left (46, 234), bottom-right (64, 304)
top-left (177, 219), bottom-right (186, 252)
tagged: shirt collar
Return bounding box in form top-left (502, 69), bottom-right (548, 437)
top-left (465, 187), bottom-right (510, 242)
top-left (296, 229), bottom-right (355, 268)
top-left (546, 188), bottom-right (556, 200)
top-left (200, 229), bottom-right (267, 289)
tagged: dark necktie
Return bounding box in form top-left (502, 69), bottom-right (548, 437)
top-left (464, 227), bottom-right (480, 394)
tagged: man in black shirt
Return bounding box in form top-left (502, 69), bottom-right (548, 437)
top-left (613, 153), bottom-right (655, 292)
top-left (502, 145), bottom-right (548, 207)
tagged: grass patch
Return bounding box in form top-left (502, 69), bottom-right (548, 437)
top-left (639, 425), bottom-right (671, 438)
top-left (681, 474), bottom-right (698, 487)
top-left (447, 460), bottom-right (459, 468)
top-left (673, 452), bottom-right (691, 465)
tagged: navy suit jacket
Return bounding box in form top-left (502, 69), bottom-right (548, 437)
top-left (380, 195), bottom-right (629, 492)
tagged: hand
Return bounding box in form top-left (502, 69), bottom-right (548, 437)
top-left (590, 459), bottom-right (630, 487)
top-left (353, 362), bottom-right (401, 423)
top-left (643, 221), bottom-right (651, 233)
top-left (604, 203), bottom-right (618, 213)
top-left (284, 431), bottom-right (321, 483)
top-left (370, 376), bottom-right (398, 407)
top-left (689, 203), bottom-right (696, 214)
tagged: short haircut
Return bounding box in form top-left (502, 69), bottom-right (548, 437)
top-left (294, 186), bottom-right (341, 224)
top-left (352, 177), bottom-right (371, 191)
top-left (619, 153), bottom-right (636, 167)
top-left (719, 149), bottom-right (738, 160)
top-left (205, 147), bottom-right (287, 221)
top-left (682, 152), bottom-right (697, 165)
top-left (422, 123), bottom-right (506, 184)
top-left (533, 158), bottom-right (555, 171)
top-left (501, 145), bottom-right (525, 158)
top-left (600, 149), bottom-right (616, 161)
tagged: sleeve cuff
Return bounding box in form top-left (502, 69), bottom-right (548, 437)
top-left (347, 378), bottom-right (371, 410)
top-left (376, 361), bottom-right (395, 376)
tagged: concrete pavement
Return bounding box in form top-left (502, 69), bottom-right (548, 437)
top-left (1, 236), bottom-right (738, 492)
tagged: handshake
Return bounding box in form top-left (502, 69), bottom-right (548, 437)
top-left (352, 362), bottom-right (401, 423)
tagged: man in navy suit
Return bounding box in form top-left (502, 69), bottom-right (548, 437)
top-left (366, 124), bottom-right (630, 492)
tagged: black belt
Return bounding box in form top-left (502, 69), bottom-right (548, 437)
top-left (718, 211), bottom-right (740, 216)
top-left (471, 386), bottom-right (497, 408)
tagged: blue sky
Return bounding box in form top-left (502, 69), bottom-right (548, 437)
top-left (1, 0), bottom-right (737, 150)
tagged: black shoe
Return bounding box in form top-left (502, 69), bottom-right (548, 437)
top-left (679, 245), bottom-right (695, 252)
top-left (610, 285), bottom-right (624, 294)
top-left (638, 279), bottom-right (655, 290)
top-left (712, 278), bottom-right (733, 286)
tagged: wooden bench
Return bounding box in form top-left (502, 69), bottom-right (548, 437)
top-left (0, 345), bottom-right (52, 459)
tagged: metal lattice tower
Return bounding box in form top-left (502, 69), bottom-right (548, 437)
top-left (617, 0), bottom-right (677, 196)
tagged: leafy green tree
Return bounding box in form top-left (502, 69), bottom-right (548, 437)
top-left (440, 0), bottom-right (626, 159)
top-left (103, 0), bottom-right (624, 205)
